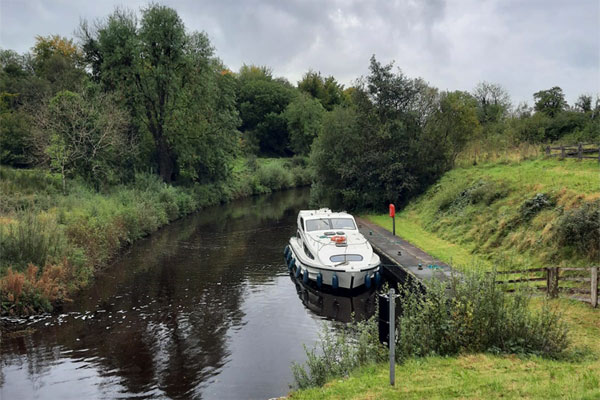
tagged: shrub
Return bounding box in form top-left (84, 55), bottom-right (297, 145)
top-left (0, 263), bottom-right (70, 315)
top-left (519, 193), bottom-right (554, 221)
top-left (396, 272), bottom-right (569, 359)
top-left (291, 318), bottom-right (386, 389)
top-left (555, 201), bottom-right (600, 259)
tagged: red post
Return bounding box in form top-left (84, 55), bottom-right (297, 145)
top-left (389, 204), bottom-right (396, 236)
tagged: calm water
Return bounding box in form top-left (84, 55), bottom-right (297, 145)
top-left (0, 188), bottom-right (377, 400)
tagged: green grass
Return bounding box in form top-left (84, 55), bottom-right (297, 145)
top-left (290, 299), bottom-right (600, 400)
top-left (365, 157), bottom-right (599, 271)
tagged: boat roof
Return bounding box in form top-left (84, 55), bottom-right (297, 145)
top-left (298, 208), bottom-right (354, 219)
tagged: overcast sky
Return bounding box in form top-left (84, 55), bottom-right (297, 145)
top-left (0, 0), bottom-right (597, 105)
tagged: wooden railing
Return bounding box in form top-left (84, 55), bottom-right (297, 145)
top-left (495, 266), bottom-right (599, 307)
top-left (545, 143), bottom-right (599, 161)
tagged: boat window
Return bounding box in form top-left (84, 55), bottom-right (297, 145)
top-left (296, 230), bottom-right (301, 239)
top-left (303, 243), bottom-right (314, 260)
top-left (300, 217), bottom-right (305, 231)
top-left (330, 254), bottom-right (363, 262)
top-left (305, 218), bottom-right (332, 231)
top-left (331, 218), bottom-right (356, 230)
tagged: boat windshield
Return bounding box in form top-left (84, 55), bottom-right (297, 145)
top-left (306, 218), bottom-right (356, 231)
top-left (330, 254), bottom-right (363, 262)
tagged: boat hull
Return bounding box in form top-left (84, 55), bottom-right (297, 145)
top-left (285, 241), bottom-right (381, 290)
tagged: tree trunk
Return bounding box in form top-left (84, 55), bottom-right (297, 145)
top-left (157, 136), bottom-right (174, 183)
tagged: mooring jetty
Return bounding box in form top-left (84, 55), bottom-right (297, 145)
top-left (356, 217), bottom-right (455, 286)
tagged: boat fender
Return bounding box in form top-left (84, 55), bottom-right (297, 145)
top-left (303, 269), bottom-right (309, 284)
top-left (290, 258), bottom-right (296, 272)
top-left (284, 245), bottom-right (290, 257)
top-left (332, 273), bottom-right (339, 290)
top-left (316, 272), bottom-right (323, 288)
top-left (365, 273), bottom-right (372, 289)
top-left (375, 271), bottom-right (381, 287)
top-left (295, 263), bottom-right (302, 278)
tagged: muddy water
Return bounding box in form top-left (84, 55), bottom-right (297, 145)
top-left (0, 189), bottom-right (377, 400)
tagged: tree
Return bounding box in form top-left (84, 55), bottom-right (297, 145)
top-left (284, 93), bottom-right (325, 155)
top-left (425, 91), bottom-right (481, 162)
top-left (32, 35), bottom-right (86, 93)
top-left (472, 81), bottom-right (511, 124)
top-left (34, 89), bottom-right (131, 192)
top-left (533, 86), bottom-right (567, 117)
top-left (297, 70), bottom-right (345, 111)
top-left (80, 5), bottom-right (240, 182)
top-left (574, 94), bottom-right (592, 113)
top-left (237, 67), bottom-right (295, 156)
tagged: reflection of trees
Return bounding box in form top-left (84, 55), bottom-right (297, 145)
top-left (0, 188), bottom-right (310, 399)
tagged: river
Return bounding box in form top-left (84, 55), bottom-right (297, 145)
top-left (0, 188), bottom-right (377, 400)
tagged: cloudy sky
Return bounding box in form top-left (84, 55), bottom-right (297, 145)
top-left (0, 0), bottom-right (597, 105)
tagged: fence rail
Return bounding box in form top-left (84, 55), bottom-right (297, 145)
top-left (545, 143), bottom-right (600, 161)
top-left (494, 266), bottom-right (599, 307)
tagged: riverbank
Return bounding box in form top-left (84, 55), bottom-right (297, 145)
top-left (365, 157), bottom-right (599, 272)
top-left (0, 157), bottom-right (311, 315)
top-left (290, 297), bottom-right (599, 399)
top-left (289, 157), bottom-right (600, 399)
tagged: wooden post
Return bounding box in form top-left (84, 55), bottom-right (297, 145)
top-left (560, 146), bottom-right (565, 159)
top-left (546, 267), bottom-right (559, 298)
top-left (591, 267), bottom-right (598, 308)
top-left (545, 146), bottom-right (550, 156)
top-left (578, 144), bottom-right (583, 160)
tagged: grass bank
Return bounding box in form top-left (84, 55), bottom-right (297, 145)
top-left (365, 157), bottom-right (599, 272)
top-left (290, 298), bottom-right (599, 400)
top-left (0, 157), bottom-right (311, 315)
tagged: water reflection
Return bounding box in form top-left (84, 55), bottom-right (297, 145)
top-left (290, 276), bottom-right (377, 323)
top-left (2, 188), bottom-right (332, 400)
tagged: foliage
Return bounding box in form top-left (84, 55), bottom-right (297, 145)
top-left (534, 86), bottom-right (568, 117)
top-left (292, 271), bottom-right (570, 391)
top-left (237, 69), bottom-right (295, 156)
top-left (0, 263), bottom-right (70, 315)
top-left (311, 56), bottom-right (479, 210)
top-left (292, 318), bottom-right (386, 389)
top-left (297, 70), bottom-right (346, 110)
top-left (396, 273), bottom-right (569, 360)
top-left (0, 160), bottom-right (309, 315)
top-left (555, 200), bottom-right (600, 259)
top-left (472, 81), bottom-right (512, 124)
top-left (284, 93), bottom-right (325, 155)
top-left (80, 5), bottom-right (240, 183)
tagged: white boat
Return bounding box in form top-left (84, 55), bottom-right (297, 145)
top-left (284, 208), bottom-right (381, 290)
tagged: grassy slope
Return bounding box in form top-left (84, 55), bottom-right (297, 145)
top-left (291, 157), bottom-right (600, 399)
top-left (366, 158), bottom-right (599, 271)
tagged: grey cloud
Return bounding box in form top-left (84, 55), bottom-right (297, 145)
top-left (0, 0), bottom-right (597, 104)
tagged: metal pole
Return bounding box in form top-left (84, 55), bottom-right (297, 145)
top-left (389, 288), bottom-right (395, 386)
top-left (392, 215), bottom-right (396, 236)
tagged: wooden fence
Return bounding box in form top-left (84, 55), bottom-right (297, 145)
top-left (495, 266), bottom-right (599, 307)
top-left (545, 143), bottom-right (600, 161)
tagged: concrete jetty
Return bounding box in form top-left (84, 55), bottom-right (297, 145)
top-left (356, 217), bottom-right (456, 285)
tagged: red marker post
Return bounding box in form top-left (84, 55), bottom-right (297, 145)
top-left (389, 203), bottom-right (396, 236)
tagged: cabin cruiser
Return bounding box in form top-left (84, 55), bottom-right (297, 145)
top-left (284, 208), bottom-right (381, 290)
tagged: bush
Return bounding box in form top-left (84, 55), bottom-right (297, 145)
top-left (555, 201), bottom-right (600, 259)
top-left (396, 272), bottom-right (569, 359)
top-left (291, 318), bottom-right (386, 389)
top-left (519, 193), bottom-right (554, 221)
